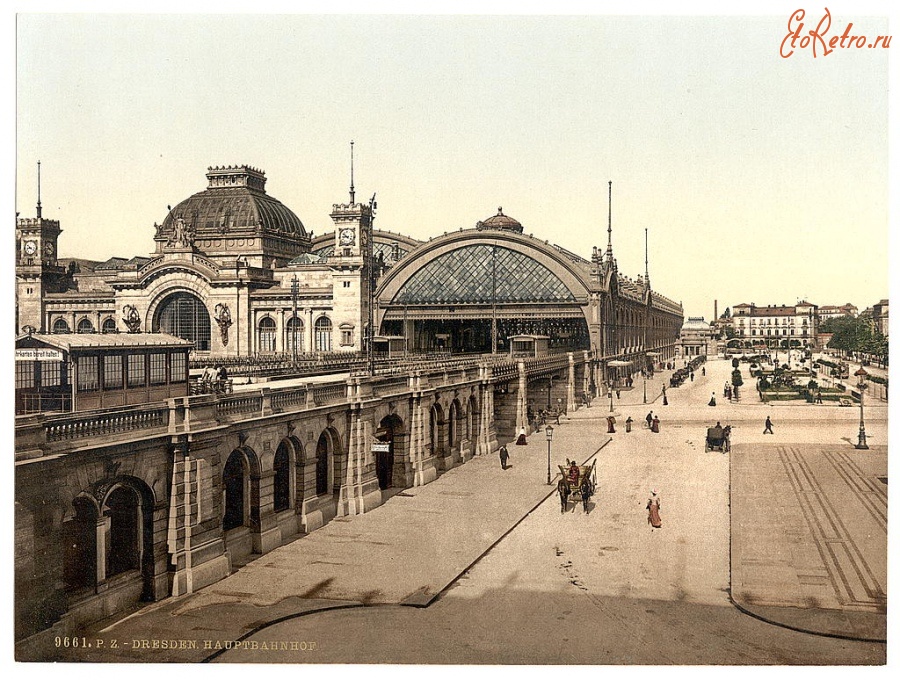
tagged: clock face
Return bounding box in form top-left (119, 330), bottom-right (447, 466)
top-left (44, 242), bottom-right (54, 256)
top-left (339, 228), bottom-right (356, 246)
top-left (23, 240), bottom-right (37, 256)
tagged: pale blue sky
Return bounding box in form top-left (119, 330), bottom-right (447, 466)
top-left (14, 7), bottom-right (893, 318)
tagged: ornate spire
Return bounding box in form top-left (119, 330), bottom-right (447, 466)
top-left (644, 227), bottom-right (650, 290)
top-left (349, 140), bottom-right (355, 204)
top-left (36, 160), bottom-right (42, 219)
top-left (605, 180), bottom-right (616, 269)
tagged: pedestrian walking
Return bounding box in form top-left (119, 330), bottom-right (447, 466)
top-left (662, 385), bottom-right (668, 406)
top-left (625, 416), bottom-right (633, 433)
top-left (702, 367), bottom-right (706, 376)
top-left (815, 390), bottom-right (823, 404)
top-left (763, 416), bottom-right (774, 434)
top-left (690, 372), bottom-right (695, 382)
top-left (606, 415), bottom-right (617, 433)
top-left (651, 415), bottom-right (660, 433)
top-left (647, 490), bottom-right (662, 529)
top-left (499, 444), bottom-right (510, 469)
top-left (515, 426), bottom-right (528, 445)
top-left (709, 392), bottom-right (717, 406)
top-left (645, 411), bottom-right (653, 428)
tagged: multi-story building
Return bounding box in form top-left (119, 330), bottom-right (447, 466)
top-left (818, 303), bottom-right (858, 322)
top-left (730, 301), bottom-right (818, 349)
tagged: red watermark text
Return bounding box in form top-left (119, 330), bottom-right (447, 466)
top-left (780, 8), bottom-right (892, 58)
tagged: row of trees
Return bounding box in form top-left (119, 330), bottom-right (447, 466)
top-left (820, 315), bottom-right (889, 364)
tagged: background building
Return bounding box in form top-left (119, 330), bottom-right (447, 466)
top-left (730, 301), bottom-right (818, 349)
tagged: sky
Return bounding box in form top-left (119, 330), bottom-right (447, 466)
top-left (12, 2), bottom-right (896, 320)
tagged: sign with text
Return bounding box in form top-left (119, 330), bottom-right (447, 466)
top-left (371, 443), bottom-right (391, 453)
top-left (15, 348), bottom-right (64, 362)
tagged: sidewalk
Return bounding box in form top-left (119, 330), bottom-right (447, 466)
top-left (47, 418), bottom-right (608, 663)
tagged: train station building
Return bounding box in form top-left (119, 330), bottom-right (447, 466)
top-left (16, 164), bottom-right (683, 385)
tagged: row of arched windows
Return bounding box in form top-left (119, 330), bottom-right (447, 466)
top-left (257, 315), bottom-right (334, 353)
top-left (52, 317), bottom-right (118, 334)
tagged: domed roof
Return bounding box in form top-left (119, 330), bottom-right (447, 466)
top-left (476, 207), bottom-right (523, 233)
top-left (159, 166), bottom-right (307, 241)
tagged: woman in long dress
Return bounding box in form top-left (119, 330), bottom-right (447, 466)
top-left (647, 491), bottom-right (662, 529)
top-left (515, 426), bottom-right (527, 445)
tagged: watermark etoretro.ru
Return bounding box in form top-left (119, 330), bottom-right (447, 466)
top-left (780, 8), bottom-right (891, 58)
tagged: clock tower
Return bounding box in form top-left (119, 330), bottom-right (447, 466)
top-left (16, 162), bottom-right (68, 333)
top-left (328, 143), bottom-right (375, 352)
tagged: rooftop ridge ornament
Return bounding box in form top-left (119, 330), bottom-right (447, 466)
top-left (36, 160), bottom-right (42, 219)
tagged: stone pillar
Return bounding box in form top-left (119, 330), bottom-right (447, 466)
top-left (515, 361), bottom-right (527, 434)
top-left (337, 411), bottom-right (381, 516)
top-left (567, 352), bottom-right (576, 413)
top-left (95, 517), bottom-right (108, 589)
top-left (306, 309), bottom-right (314, 353)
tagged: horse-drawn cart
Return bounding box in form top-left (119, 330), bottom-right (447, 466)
top-left (705, 425), bottom-right (731, 453)
top-left (557, 461), bottom-right (597, 512)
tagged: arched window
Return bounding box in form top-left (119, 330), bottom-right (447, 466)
top-left (273, 442), bottom-right (291, 513)
top-left (106, 486), bottom-right (141, 577)
top-left (315, 317), bottom-right (333, 352)
top-left (153, 292), bottom-right (211, 351)
top-left (258, 316), bottom-right (277, 354)
top-left (76, 318), bottom-right (95, 334)
top-left (315, 431), bottom-right (333, 495)
top-left (52, 318), bottom-right (70, 334)
top-left (223, 450), bottom-right (248, 531)
top-left (101, 317), bottom-right (117, 333)
top-left (286, 316), bottom-right (304, 354)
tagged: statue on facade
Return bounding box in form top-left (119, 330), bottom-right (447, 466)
top-left (122, 305), bottom-right (142, 333)
top-left (214, 303), bottom-right (233, 346)
top-left (169, 216), bottom-right (194, 248)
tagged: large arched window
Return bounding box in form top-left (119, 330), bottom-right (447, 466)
top-left (101, 317), bottom-right (117, 334)
top-left (315, 430), bottom-right (335, 495)
top-left (53, 318), bottom-right (70, 334)
top-left (153, 292), bottom-right (211, 351)
top-left (315, 317), bottom-right (333, 352)
top-left (258, 316), bottom-right (276, 354)
top-left (76, 318), bottom-right (95, 334)
top-left (286, 316), bottom-right (304, 354)
top-left (392, 245), bottom-right (577, 305)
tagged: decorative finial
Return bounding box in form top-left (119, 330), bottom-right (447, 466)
top-left (498, 206), bottom-right (503, 215)
top-left (350, 140), bottom-right (355, 204)
top-left (36, 161), bottom-right (42, 219)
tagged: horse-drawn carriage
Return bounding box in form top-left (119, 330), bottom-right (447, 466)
top-left (557, 461), bottom-right (597, 513)
top-left (705, 424), bottom-right (731, 452)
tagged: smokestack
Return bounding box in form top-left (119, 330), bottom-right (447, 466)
top-left (714, 299), bottom-right (718, 320)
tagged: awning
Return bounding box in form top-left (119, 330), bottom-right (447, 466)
top-left (607, 360), bottom-right (633, 367)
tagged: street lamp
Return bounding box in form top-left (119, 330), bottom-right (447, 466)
top-left (854, 367), bottom-right (869, 450)
top-left (545, 424), bottom-right (554, 485)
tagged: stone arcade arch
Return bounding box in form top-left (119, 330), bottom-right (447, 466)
top-left (98, 478), bottom-right (156, 601)
top-left (448, 399), bottom-right (462, 462)
top-left (222, 446), bottom-right (260, 564)
top-left (429, 402), bottom-right (447, 467)
top-left (375, 414), bottom-right (406, 491)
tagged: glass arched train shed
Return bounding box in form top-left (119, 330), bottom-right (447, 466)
top-left (375, 214), bottom-right (595, 354)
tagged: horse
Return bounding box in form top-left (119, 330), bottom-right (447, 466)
top-left (557, 478), bottom-right (570, 513)
top-left (580, 475), bottom-right (594, 512)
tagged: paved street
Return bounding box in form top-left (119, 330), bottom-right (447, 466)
top-left (53, 357), bottom-right (886, 664)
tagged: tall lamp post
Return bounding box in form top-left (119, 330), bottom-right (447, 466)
top-left (854, 367), bottom-right (869, 450)
top-left (545, 424), bottom-right (554, 485)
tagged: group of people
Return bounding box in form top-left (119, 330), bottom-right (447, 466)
top-left (199, 364), bottom-right (229, 393)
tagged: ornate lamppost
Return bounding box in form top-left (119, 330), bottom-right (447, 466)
top-left (545, 424), bottom-right (554, 485)
top-left (854, 367), bottom-right (869, 450)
